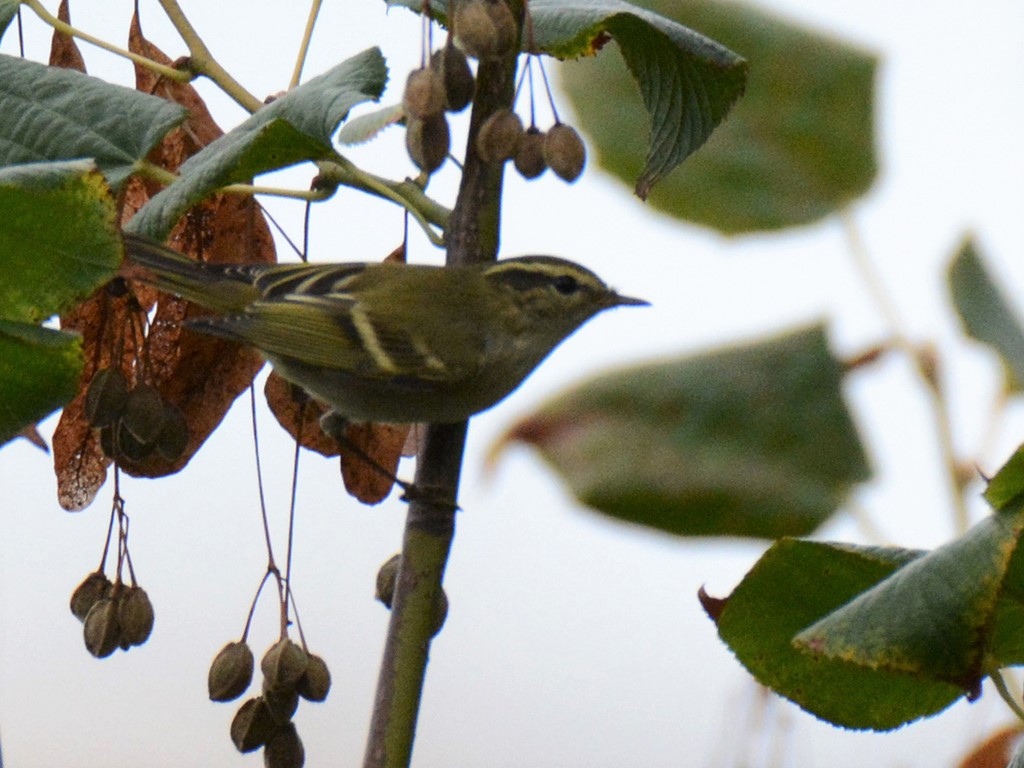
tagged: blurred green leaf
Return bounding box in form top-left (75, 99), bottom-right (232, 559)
top-left (0, 320), bottom-right (82, 445)
top-left (0, 160), bottom-right (121, 323)
top-left (947, 236), bottom-right (1024, 391)
top-left (714, 539), bottom-right (964, 730)
top-left (0, 53), bottom-right (186, 189)
top-left (502, 324), bottom-right (870, 538)
top-left (560, 0), bottom-right (878, 233)
top-left (0, 1), bottom-right (18, 39)
top-left (128, 47), bottom-right (388, 239)
top-left (389, 0), bottom-right (747, 196)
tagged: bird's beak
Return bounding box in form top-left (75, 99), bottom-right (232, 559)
top-left (610, 292), bottom-right (650, 308)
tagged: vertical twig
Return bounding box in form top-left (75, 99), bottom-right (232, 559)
top-left (363, 3), bottom-right (525, 765)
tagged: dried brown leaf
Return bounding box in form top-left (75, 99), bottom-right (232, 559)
top-left (265, 372), bottom-right (341, 457)
top-left (55, 20), bottom-right (275, 493)
top-left (129, 11), bottom-right (222, 158)
top-left (266, 373), bottom-right (409, 503)
top-left (957, 725), bottom-right (1023, 768)
top-left (49, 0), bottom-right (85, 72)
top-left (54, 285), bottom-right (148, 511)
top-left (340, 421), bottom-right (409, 505)
top-left (118, 196), bottom-right (273, 478)
top-left (383, 242), bottom-right (407, 264)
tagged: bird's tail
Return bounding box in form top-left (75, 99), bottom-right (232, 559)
top-left (121, 233), bottom-right (259, 313)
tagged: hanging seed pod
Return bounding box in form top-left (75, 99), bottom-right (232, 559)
top-left (263, 722), bottom-right (304, 768)
top-left (477, 108), bottom-right (524, 163)
top-left (431, 588), bottom-right (449, 638)
top-left (454, 0), bottom-right (516, 61)
top-left (84, 368), bottom-right (129, 428)
top-left (230, 697), bottom-right (278, 753)
top-left (405, 114), bottom-right (450, 174)
top-left (121, 383), bottom-right (166, 445)
top-left (115, 420), bottom-right (156, 462)
top-left (83, 597), bottom-right (121, 658)
top-left (117, 585), bottom-right (155, 647)
top-left (431, 45), bottom-right (475, 112)
top-left (297, 654), bottom-right (332, 703)
top-left (70, 571), bottom-right (112, 622)
top-left (262, 677), bottom-right (300, 724)
top-left (402, 67), bottom-right (447, 120)
top-left (98, 424), bottom-right (117, 459)
top-left (155, 402), bottom-right (188, 461)
top-left (514, 126), bottom-right (547, 179)
top-left (261, 639), bottom-right (309, 690)
top-left (544, 123), bottom-right (587, 182)
top-left (210, 641), bottom-right (256, 702)
top-left (375, 554), bottom-right (401, 609)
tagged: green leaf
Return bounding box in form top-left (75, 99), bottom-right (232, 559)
top-left (0, 160), bottom-right (121, 323)
top-left (0, 1), bottom-right (18, 40)
top-left (388, 0), bottom-right (747, 197)
top-left (503, 324), bottom-right (870, 538)
top-left (793, 510), bottom-right (1024, 692)
top-left (0, 53), bottom-right (187, 189)
top-left (983, 443), bottom-right (1024, 511)
top-left (560, 0), bottom-right (878, 233)
top-left (0, 320), bottom-right (83, 445)
top-left (714, 539), bottom-right (964, 730)
top-left (947, 235), bottom-right (1024, 391)
top-left (337, 103), bottom-right (404, 146)
top-left (128, 47), bottom-right (388, 239)
top-left (990, 580), bottom-right (1024, 669)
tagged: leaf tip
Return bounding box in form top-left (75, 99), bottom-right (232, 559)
top-left (697, 585), bottom-right (728, 624)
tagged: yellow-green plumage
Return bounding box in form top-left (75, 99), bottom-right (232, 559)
top-left (123, 234), bottom-right (645, 423)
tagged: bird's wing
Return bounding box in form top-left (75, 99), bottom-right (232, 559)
top-left (188, 293), bottom-right (461, 381)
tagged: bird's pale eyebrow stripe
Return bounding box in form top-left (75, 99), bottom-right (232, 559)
top-left (351, 304), bottom-right (398, 373)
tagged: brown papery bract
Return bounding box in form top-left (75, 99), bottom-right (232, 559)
top-left (53, 16), bottom-right (275, 505)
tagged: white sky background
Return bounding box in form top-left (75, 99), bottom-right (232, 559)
top-left (2, 1), bottom-right (1024, 766)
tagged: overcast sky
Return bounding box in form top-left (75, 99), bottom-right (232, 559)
top-left (3, 1), bottom-right (1024, 766)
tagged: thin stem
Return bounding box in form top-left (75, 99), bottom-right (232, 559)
top-left (157, 0), bottom-right (263, 112)
top-left (22, 0), bottom-right (189, 81)
top-left (134, 153), bottom-right (450, 245)
top-left (241, 570), bottom-right (274, 641)
top-left (222, 182), bottom-right (332, 202)
top-left (316, 157), bottom-right (450, 246)
top-left (250, 386), bottom-right (277, 570)
top-left (133, 160), bottom-right (179, 187)
top-left (535, 55), bottom-right (559, 123)
top-left (992, 669), bottom-right (1024, 722)
top-left (841, 210), bottom-right (971, 534)
top-left (289, 0), bottom-right (322, 90)
top-left (283, 404), bottom-right (305, 624)
top-left (16, 7), bottom-right (25, 57)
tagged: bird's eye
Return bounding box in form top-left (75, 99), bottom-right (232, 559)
top-left (552, 275), bottom-right (580, 295)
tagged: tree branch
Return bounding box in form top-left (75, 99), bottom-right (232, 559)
top-left (362, 3), bottom-right (524, 765)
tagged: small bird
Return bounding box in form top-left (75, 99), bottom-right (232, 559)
top-left (122, 234), bottom-right (647, 424)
